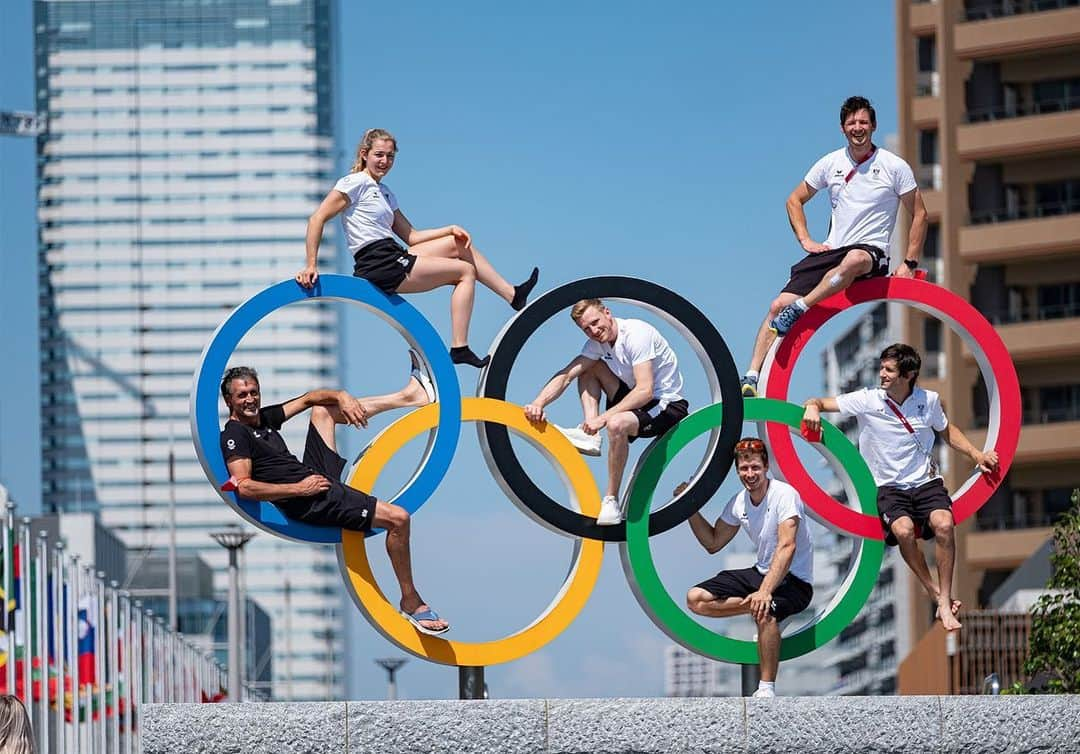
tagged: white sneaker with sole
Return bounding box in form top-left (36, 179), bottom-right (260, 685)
top-left (408, 349), bottom-right (437, 404)
top-left (751, 687), bottom-right (776, 698)
top-left (596, 495), bottom-right (622, 526)
top-left (554, 424), bottom-right (602, 457)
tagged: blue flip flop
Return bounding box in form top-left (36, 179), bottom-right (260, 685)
top-left (400, 607), bottom-right (450, 636)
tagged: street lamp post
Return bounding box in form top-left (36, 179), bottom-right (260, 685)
top-left (210, 528), bottom-right (254, 702)
top-left (374, 658), bottom-right (407, 700)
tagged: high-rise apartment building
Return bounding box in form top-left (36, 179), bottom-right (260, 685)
top-left (895, 0), bottom-right (1080, 644)
top-left (35, 0), bottom-right (343, 699)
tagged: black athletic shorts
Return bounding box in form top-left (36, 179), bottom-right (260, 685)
top-left (353, 237), bottom-right (418, 293)
top-left (606, 379), bottom-right (689, 444)
top-left (694, 566), bottom-right (813, 623)
top-left (877, 478), bottom-right (952, 546)
top-left (274, 423), bottom-right (377, 532)
top-left (780, 243), bottom-right (889, 296)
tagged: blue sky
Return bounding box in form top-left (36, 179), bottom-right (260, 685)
top-left (1, 0), bottom-right (899, 699)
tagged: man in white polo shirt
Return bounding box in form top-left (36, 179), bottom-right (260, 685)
top-left (524, 298), bottom-right (688, 525)
top-left (740, 95), bottom-right (929, 397)
top-left (802, 343), bottom-right (999, 631)
top-left (686, 437), bottom-right (814, 698)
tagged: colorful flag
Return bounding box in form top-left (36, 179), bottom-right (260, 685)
top-left (78, 595), bottom-right (95, 684)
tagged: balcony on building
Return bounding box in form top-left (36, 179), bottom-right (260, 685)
top-left (961, 165), bottom-right (1080, 261)
top-left (957, 1), bottom-right (1080, 58)
top-left (959, 66), bottom-right (1080, 159)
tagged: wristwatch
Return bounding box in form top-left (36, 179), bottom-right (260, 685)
top-left (903, 258), bottom-right (919, 269)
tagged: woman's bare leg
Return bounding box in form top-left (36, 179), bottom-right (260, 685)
top-left (410, 235), bottom-right (538, 310)
top-left (396, 256), bottom-right (476, 348)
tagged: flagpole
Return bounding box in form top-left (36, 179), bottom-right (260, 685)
top-left (36, 530), bottom-right (51, 754)
top-left (3, 501), bottom-right (14, 698)
top-left (118, 590), bottom-right (131, 754)
top-left (19, 519), bottom-right (32, 717)
top-left (130, 600), bottom-right (142, 754)
top-left (82, 565), bottom-right (94, 754)
top-left (69, 554), bottom-right (81, 754)
top-left (96, 570), bottom-right (106, 754)
top-left (53, 541), bottom-right (66, 754)
top-left (109, 581), bottom-right (120, 754)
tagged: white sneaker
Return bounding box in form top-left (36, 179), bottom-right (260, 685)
top-left (596, 495), bottom-right (622, 526)
top-left (408, 349), bottom-right (437, 404)
top-left (752, 687), bottom-right (776, 698)
top-left (554, 424), bottom-right (602, 457)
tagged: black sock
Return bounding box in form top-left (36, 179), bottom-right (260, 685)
top-left (511, 267), bottom-right (539, 311)
top-left (450, 345), bottom-right (490, 368)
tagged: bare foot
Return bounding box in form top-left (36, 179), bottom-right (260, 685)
top-left (400, 600), bottom-right (449, 633)
top-left (936, 601), bottom-right (962, 631)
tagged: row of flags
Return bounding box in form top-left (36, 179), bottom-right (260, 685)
top-left (0, 509), bottom-right (229, 754)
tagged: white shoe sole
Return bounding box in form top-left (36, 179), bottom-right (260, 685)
top-left (408, 349), bottom-right (437, 403)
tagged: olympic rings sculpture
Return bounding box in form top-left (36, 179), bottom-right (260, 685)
top-left (191, 273), bottom-right (1019, 667)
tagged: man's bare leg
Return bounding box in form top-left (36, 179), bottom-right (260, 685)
top-left (929, 509), bottom-right (962, 631)
top-left (308, 406), bottom-right (446, 632)
top-left (756, 616), bottom-right (781, 682)
top-left (372, 501), bottom-right (447, 632)
top-left (891, 517), bottom-right (960, 630)
top-left (795, 249), bottom-right (873, 309)
top-left (686, 588), bottom-right (752, 618)
top-left (604, 411), bottom-right (638, 500)
top-left (747, 292), bottom-right (798, 376)
top-left (357, 377), bottom-right (430, 418)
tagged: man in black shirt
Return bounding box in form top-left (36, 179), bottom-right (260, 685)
top-left (219, 360), bottom-right (449, 635)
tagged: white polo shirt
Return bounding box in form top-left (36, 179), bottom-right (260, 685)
top-left (580, 317), bottom-right (684, 407)
top-left (803, 146), bottom-right (917, 250)
top-left (333, 171), bottom-right (399, 252)
top-left (835, 386), bottom-right (948, 489)
top-left (720, 479), bottom-right (814, 584)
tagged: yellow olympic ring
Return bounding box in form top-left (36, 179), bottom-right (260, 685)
top-left (340, 397), bottom-right (604, 666)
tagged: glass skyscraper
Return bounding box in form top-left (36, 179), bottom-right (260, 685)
top-left (35, 0), bottom-right (344, 699)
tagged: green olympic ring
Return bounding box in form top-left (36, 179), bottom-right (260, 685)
top-left (620, 397), bottom-right (884, 663)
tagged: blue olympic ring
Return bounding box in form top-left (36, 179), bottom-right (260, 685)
top-left (190, 274), bottom-right (462, 544)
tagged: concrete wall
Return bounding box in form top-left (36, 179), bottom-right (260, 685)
top-left (143, 696), bottom-right (1080, 754)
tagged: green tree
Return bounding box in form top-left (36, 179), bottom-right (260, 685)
top-left (1024, 488), bottom-right (1080, 693)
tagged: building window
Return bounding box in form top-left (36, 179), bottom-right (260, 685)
top-left (915, 35), bottom-right (938, 96)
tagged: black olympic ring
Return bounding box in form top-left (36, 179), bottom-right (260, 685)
top-left (476, 276), bottom-right (743, 541)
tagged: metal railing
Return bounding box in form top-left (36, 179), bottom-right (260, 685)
top-left (963, 0), bottom-right (1080, 22)
top-left (977, 300), bottom-right (1080, 325)
top-left (966, 92), bottom-right (1080, 122)
top-left (969, 198), bottom-right (1080, 225)
top-left (0, 501), bottom-right (231, 754)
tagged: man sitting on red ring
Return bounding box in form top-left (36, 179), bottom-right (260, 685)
top-left (523, 298), bottom-right (689, 526)
top-left (802, 343), bottom-right (999, 632)
top-left (739, 95), bottom-right (928, 398)
top-left (685, 437), bottom-right (815, 698)
top-left (218, 361), bottom-right (450, 636)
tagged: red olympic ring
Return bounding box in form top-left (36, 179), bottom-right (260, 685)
top-left (761, 277), bottom-right (1021, 540)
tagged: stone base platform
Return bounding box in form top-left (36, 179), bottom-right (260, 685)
top-left (142, 695), bottom-right (1080, 753)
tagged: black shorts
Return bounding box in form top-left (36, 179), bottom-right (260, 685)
top-left (275, 423), bottom-right (377, 532)
top-left (694, 566), bottom-right (813, 622)
top-left (877, 478), bottom-right (952, 546)
top-left (352, 237), bottom-right (418, 293)
top-left (606, 379), bottom-right (689, 443)
top-left (780, 243), bottom-right (889, 296)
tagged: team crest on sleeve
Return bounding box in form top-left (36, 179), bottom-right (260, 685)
top-left (227, 438), bottom-right (236, 450)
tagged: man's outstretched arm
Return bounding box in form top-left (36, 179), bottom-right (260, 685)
top-left (940, 423), bottom-right (1000, 474)
top-left (524, 355), bottom-right (596, 423)
top-left (225, 456), bottom-right (330, 501)
top-left (280, 389), bottom-right (367, 427)
top-left (802, 396), bottom-right (841, 434)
